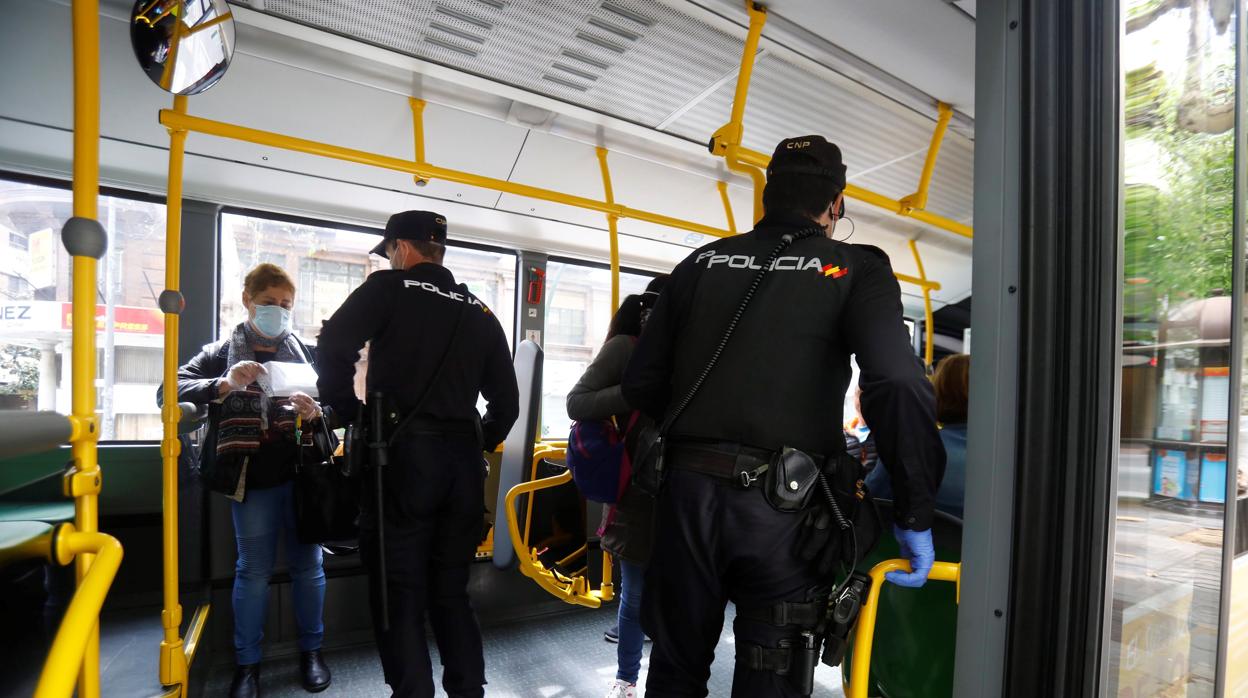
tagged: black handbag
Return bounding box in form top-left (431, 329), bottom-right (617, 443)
top-left (293, 417), bottom-right (361, 545)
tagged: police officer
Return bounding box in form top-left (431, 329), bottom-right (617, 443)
top-left (622, 136), bottom-right (945, 697)
top-left (316, 211), bottom-right (519, 698)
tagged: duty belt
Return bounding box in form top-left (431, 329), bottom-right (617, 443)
top-left (666, 442), bottom-right (777, 487)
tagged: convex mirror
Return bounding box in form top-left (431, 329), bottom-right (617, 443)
top-left (130, 0), bottom-right (235, 95)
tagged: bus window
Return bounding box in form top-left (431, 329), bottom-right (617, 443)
top-left (0, 177), bottom-right (167, 441)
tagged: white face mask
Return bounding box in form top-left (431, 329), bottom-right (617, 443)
top-left (390, 243), bottom-right (407, 271)
top-left (251, 304), bottom-right (292, 339)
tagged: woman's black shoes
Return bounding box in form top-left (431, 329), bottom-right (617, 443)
top-left (300, 650), bottom-right (332, 693)
top-left (229, 664), bottom-right (260, 698)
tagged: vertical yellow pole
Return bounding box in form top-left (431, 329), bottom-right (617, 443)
top-left (712, 2), bottom-right (768, 224)
top-left (158, 95), bottom-right (190, 691)
top-left (900, 102), bottom-right (954, 214)
top-left (717, 181), bottom-right (738, 234)
top-left (908, 240), bottom-right (935, 368)
top-left (409, 97), bottom-right (430, 186)
top-left (596, 148), bottom-right (620, 310)
top-left (68, 1), bottom-right (103, 695)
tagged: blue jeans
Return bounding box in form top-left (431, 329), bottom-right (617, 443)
top-left (230, 481), bottom-right (325, 665)
top-left (617, 560), bottom-right (645, 683)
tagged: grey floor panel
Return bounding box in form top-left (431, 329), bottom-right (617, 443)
top-left (199, 604), bottom-right (846, 697)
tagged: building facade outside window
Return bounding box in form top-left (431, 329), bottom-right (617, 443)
top-left (0, 178), bottom-right (167, 440)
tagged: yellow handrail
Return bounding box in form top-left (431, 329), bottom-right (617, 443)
top-left (68, 1), bottom-right (105, 695)
top-left (158, 94), bottom-right (190, 691)
top-left (717, 181), bottom-right (738, 234)
top-left (160, 109), bottom-right (728, 240)
top-left (502, 446), bottom-right (611, 608)
top-left (35, 527), bottom-right (125, 698)
top-left (157, 109), bottom-right (943, 294)
top-left (899, 102), bottom-right (954, 214)
top-left (909, 240), bottom-right (935, 368)
top-left (846, 560), bottom-right (961, 698)
top-left (712, 2), bottom-right (973, 241)
top-left (596, 147), bottom-right (621, 310)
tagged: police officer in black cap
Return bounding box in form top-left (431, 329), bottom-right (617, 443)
top-left (317, 210), bottom-right (519, 698)
top-left (622, 136), bottom-right (945, 697)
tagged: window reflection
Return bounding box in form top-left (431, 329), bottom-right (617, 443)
top-left (1111, 1), bottom-right (1238, 695)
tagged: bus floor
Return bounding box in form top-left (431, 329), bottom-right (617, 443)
top-left (1, 599), bottom-right (848, 697)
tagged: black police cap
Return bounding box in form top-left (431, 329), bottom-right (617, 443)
top-left (370, 210), bottom-right (448, 258)
top-left (766, 135), bottom-right (847, 191)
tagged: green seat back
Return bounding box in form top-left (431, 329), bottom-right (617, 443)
top-left (842, 501), bottom-right (961, 698)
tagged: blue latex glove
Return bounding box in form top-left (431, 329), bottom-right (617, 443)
top-left (885, 525), bottom-right (935, 588)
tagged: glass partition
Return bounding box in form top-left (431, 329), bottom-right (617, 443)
top-left (1109, 2), bottom-right (1239, 695)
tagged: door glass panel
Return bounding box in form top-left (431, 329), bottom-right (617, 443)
top-left (1110, 1), bottom-right (1238, 696)
top-left (539, 261), bottom-right (652, 440)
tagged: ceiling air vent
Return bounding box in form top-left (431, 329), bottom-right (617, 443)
top-left (586, 16), bottom-right (641, 41)
top-left (433, 4), bottom-right (494, 30)
top-left (474, 0), bottom-right (507, 8)
top-left (550, 62), bottom-right (599, 81)
top-left (575, 31), bottom-right (626, 54)
top-left (429, 21), bottom-right (486, 44)
top-left (424, 35), bottom-right (479, 57)
top-left (599, 1), bottom-right (653, 27)
top-left (542, 74), bottom-right (590, 91)
top-left (560, 49), bottom-right (610, 70)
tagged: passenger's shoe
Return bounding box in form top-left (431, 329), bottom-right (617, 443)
top-left (604, 624), bottom-right (619, 643)
top-left (228, 664), bottom-right (260, 698)
top-left (604, 679), bottom-right (637, 698)
top-left (300, 650), bottom-right (332, 693)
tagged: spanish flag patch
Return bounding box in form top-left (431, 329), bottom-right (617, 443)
top-left (821, 264), bottom-right (849, 279)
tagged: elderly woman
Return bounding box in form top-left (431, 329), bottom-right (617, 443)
top-left (160, 263), bottom-right (331, 698)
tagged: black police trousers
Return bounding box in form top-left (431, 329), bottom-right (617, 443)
top-left (359, 432), bottom-right (486, 698)
top-left (643, 466), bottom-right (824, 698)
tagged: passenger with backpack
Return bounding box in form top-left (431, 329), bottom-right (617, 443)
top-left (565, 276), bottom-right (668, 698)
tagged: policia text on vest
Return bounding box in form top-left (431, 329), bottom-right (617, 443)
top-left (316, 210), bottom-right (520, 698)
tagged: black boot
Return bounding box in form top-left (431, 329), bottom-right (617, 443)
top-left (228, 664), bottom-right (260, 698)
top-left (300, 650), bottom-right (332, 693)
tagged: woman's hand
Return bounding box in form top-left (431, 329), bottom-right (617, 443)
top-left (288, 392), bottom-right (323, 421)
top-left (220, 361), bottom-right (267, 396)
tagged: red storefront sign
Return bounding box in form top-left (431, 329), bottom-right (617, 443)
top-left (60, 303), bottom-right (165, 335)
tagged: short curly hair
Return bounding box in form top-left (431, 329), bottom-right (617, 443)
top-left (243, 263), bottom-right (296, 299)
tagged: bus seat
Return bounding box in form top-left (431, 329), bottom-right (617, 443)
top-left (0, 501), bottom-right (74, 525)
top-left (492, 340), bottom-right (543, 571)
top-left (843, 499), bottom-right (962, 698)
top-left (0, 520), bottom-right (53, 569)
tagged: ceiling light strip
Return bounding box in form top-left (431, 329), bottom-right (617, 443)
top-left (655, 48), bottom-right (768, 130)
